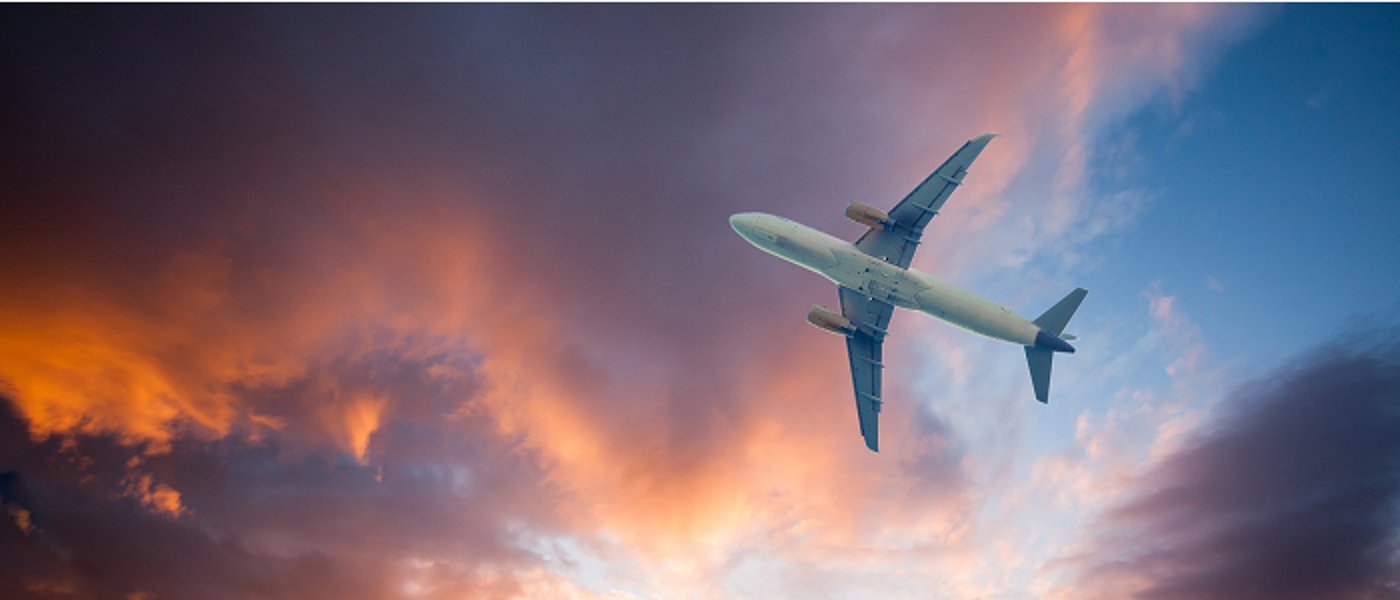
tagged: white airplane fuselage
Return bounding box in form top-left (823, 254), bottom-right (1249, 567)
top-left (731, 212), bottom-right (1043, 347)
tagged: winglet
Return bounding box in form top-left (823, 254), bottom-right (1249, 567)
top-left (966, 132), bottom-right (999, 153)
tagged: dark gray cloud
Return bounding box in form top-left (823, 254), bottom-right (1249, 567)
top-left (0, 371), bottom-right (560, 599)
top-left (1072, 329), bottom-right (1400, 600)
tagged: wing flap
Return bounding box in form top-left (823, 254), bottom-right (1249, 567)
top-left (840, 287), bottom-right (895, 452)
top-left (847, 332), bottom-right (883, 452)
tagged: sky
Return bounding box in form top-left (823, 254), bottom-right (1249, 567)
top-left (1, 4), bottom-right (1398, 600)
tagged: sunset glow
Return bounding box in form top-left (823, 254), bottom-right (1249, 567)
top-left (3, 5), bottom-right (1399, 599)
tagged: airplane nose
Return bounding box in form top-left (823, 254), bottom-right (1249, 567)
top-left (730, 213), bottom-right (761, 241)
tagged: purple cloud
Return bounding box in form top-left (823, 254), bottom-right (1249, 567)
top-left (1069, 331), bottom-right (1400, 600)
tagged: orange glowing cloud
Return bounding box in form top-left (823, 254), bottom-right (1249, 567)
top-left (121, 470), bottom-right (187, 518)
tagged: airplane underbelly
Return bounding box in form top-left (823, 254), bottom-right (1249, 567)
top-left (824, 249), bottom-right (922, 309)
top-left (864, 279), bottom-right (920, 308)
top-left (914, 284), bottom-right (1037, 345)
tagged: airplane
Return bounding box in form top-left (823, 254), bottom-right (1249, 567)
top-left (730, 133), bottom-right (1086, 452)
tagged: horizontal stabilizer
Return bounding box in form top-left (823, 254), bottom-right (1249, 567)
top-left (1025, 347), bottom-right (1053, 403)
top-left (1034, 329), bottom-right (1075, 354)
top-left (1033, 288), bottom-right (1088, 336)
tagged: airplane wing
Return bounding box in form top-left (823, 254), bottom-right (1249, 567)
top-left (837, 133), bottom-right (997, 451)
top-left (840, 286), bottom-right (895, 452)
top-left (854, 133), bottom-right (998, 269)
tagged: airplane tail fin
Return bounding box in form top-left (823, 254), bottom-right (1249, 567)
top-left (1033, 288), bottom-right (1088, 336)
top-left (1025, 288), bottom-right (1088, 404)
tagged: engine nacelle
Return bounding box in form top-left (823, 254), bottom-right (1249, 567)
top-left (845, 202), bottom-right (889, 230)
top-left (807, 305), bottom-right (856, 337)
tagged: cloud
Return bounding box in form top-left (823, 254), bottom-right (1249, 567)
top-left (0, 395), bottom-right (561, 600)
top-left (0, 4), bottom-right (1267, 597)
top-left (1063, 330), bottom-right (1400, 600)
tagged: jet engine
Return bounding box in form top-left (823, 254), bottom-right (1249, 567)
top-left (845, 202), bottom-right (889, 230)
top-left (807, 305), bottom-right (856, 337)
